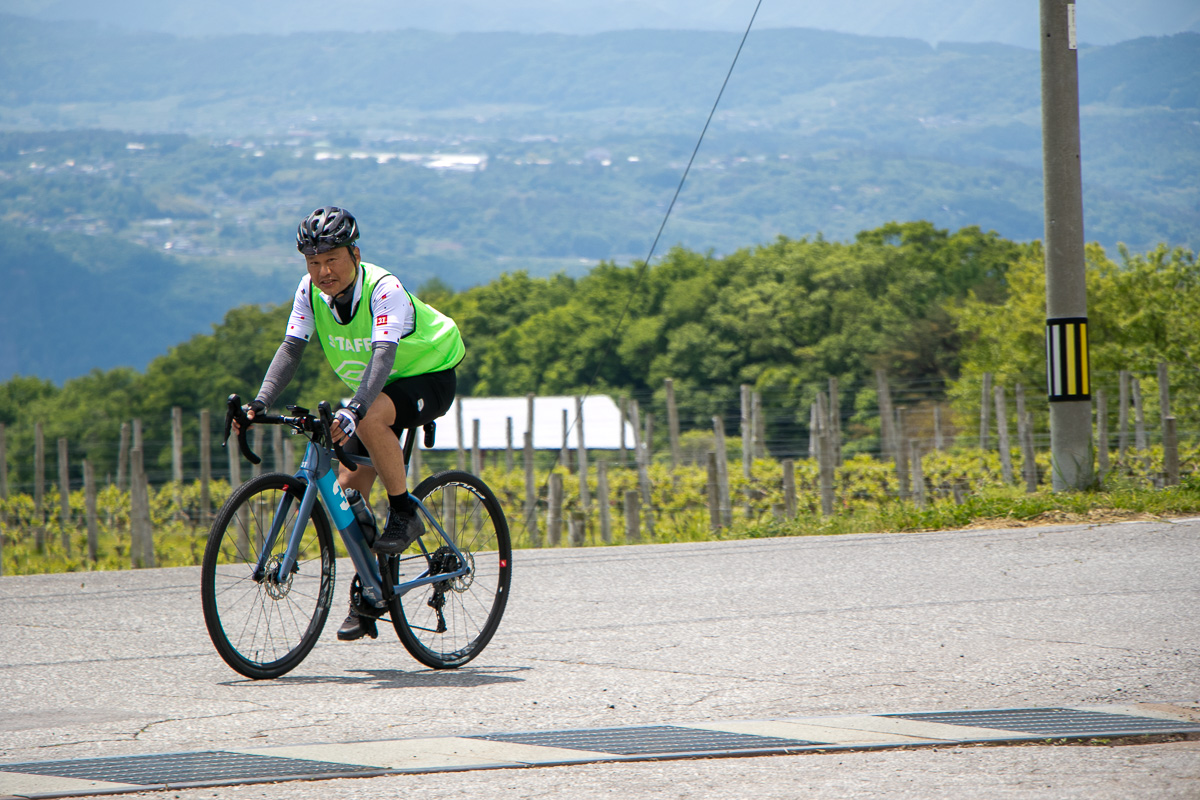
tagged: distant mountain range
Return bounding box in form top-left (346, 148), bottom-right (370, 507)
top-left (0, 16), bottom-right (1197, 382)
top-left (0, 0), bottom-right (1197, 48)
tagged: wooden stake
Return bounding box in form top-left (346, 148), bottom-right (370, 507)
top-left (665, 378), bottom-right (681, 469)
top-left (472, 418), bottom-right (482, 475)
top-left (894, 408), bottom-right (910, 500)
top-left (623, 489), bottom-right (640, 544)
top-left (1132, 377), bottom-right (1147, 451)
top-left (172, 406), bottom-right (184, 484)
top-left (618, 396), bottom-right (628, 465)
top-left (980, 372), bottom-right (993, 451)
top-left (569, 511), bottom-right (585, 547)
top-left (995, 384), bottom-right (1013, 484)
top-left (876, 368), bottom-right (895, 461)
top-left (84, 460), bottom-right (99, 562)
top-left (575, 396), bottom-right (590, 513)
top-left (117, 421), bottom-right (130, 491)
top-left (455, 399), bottom-right (466, 470)
top-left (199, 409), bottom-right (212, 524)
top-left (1022, 411), bottom-right (1039, 493)
top-left (706, 451), bottom-right (721, 531)
top-left (1158, 362), bottom-right (1171, 427)
top-left (524, 430), bottom-right (539, 547)
top-left (35, 421), bottom-right (45, 553)
top-left (741, 384), bottom-right (752, 480)
top-left (505, 417), bottom-right (514, 472)
top-left (1164, 416), bottom-right (1180, 487)
top-left (782, 459), bottom-right (796, 518)
top-left (547, 472), bottom-right (563, 547)
top-left (561, 408), bottom-right (570, 471)
top-left (58, 437), bottom-right (72, 554)
top-left (597, 460), bottom-right (612, 544)
top-left (711, 415), bottom-right (731, 528)
top-left (827, 378), bottom-right (840, 465)
top-left (818, 415), bottom-right (834, 516)
top-left (910, 440), bottom-right (926, 509)
top-left (1118, 370), bottom-right (1130, 459)
top-left (1096, 389), bottom-right (1109, 478)
top-left (933, 405), bottom-right (944, 451)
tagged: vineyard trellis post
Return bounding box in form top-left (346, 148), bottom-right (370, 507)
top-left (894, 407), bottom-right (910, 500)
top-left (597, 460), bottom-right (612, 543)
top-left (624, 490), bottom-right (640, 544)
top-left (84, 459), bottom-right (99, 563)
top-left (117, 421), bottom-right (130, 490)
top-left (199, 409), bottom-right (211, 525)
top-left (706, 451), bottom-right (721, 531)
top-left (575, 396), bottom-right (590, 516)
top-left (523, 430), bottom-right (539, 547)
top-left (1096, 388), bottom-right (1110, 477)
top-left (455, 400), bottom-right (466, 470)
top-left (546, 472), bottom-right (563, 547)
top-left (1132, 377), bottom-right (1147, 452)
top-left (505, 417), bottom-right (514, 472)
top-left (665, 378), bottom-right (681, 469)
top-left (711, 415), bottom-right (731, 528)
top-left (35, 421), bottom-right (45, 554)
top-left (1164, 417), bottom-right (1180, 486)
top-left (57, 437), bottom-right (71, 555)
top-left (994, 384), bottom-right (1013, 485)
top-left (1118, 370), bottom-right (1130, 460)
top-left (980, 372), bottom-right (993, 451)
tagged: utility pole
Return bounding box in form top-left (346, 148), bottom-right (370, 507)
top-left (1040, 0), bottom-right (1093, 490)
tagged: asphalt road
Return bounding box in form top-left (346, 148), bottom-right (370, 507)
top-left (1, 519), bottom-right (1198, 798)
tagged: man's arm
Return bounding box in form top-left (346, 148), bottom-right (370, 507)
top-left (254, 335), bottom-right (307, 409)
top-left (347, 341), bottom-right (398, 414)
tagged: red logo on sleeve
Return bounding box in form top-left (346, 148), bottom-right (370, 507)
top-left (376, 314), bottom-right (388, 326)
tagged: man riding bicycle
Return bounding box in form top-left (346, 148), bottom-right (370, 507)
top-left (236, 206), bottom-right (464, 641)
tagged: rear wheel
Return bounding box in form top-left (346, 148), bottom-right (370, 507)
top-left (388, 470), bottom-right (511, 669)
top-left (200, 473), bottom-right (335, 679)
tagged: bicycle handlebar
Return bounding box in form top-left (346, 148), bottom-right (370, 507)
top-left (318, 401), bottom-right (356, 472)
top-left (222, 394), bottom-right (357, 471)
top-left (223, 395), bottom-right (262, 465)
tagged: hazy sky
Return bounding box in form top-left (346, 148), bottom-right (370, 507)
top-left (1, 0), bottom-right (1197, 48)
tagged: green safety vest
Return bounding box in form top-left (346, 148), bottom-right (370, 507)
top-left (311, 262), bottom-right (465, 390)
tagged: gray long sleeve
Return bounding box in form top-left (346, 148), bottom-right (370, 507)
top-left (350, 341), bottom-right (398, 411)
top-left (254, 335), bottom-right (307, 409)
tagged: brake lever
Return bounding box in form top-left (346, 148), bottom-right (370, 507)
top-left (318, 401), bottom-right (356, 471)
top-left (224, 394), bottom-right (262, 465)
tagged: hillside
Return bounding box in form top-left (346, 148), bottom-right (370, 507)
top-left (0, 0), bottom-right (1195, 47)
top-left (0, 20), bottom-right (1196, 381)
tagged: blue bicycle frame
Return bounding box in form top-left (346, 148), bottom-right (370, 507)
top-left (251, 434), bottom-right (470, 609)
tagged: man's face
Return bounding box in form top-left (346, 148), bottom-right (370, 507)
top-left (306, 246), bottom-right (359, 297)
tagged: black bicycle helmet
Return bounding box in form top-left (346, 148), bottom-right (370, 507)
top-left (296, 206), bottom-right (360, 255)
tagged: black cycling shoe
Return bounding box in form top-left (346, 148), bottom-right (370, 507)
top-left (372, 506), bottom-right (425, 555)
top-left (336, 606), bottom-right (379, 641)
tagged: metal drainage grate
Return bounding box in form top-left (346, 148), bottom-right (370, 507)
top-left (471, 725), bottom-right (824, 755)
top-left (0, 751), bottom-right (372, 786)
top-left (882, 708), bottom-right (1200, 738)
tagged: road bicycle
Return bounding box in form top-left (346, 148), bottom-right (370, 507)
top-left (200, 395), bottom-right (511, 679)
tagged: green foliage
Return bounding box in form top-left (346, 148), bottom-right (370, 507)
top-left (6, 445), bottom-right (1198, 574)
top-left (950, 240), bottom-right (1200, 432)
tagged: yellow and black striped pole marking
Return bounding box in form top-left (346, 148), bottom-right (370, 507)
top-left (1045, 317), bottom-right (1090, 401)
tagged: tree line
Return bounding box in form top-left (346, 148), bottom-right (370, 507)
top-left (1, 221), bottom-right (1196, 491)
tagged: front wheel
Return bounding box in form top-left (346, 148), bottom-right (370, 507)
top-left (200, 473), bottom-right (335, 679)
top-left (388, 470), bottom-right (512, 669)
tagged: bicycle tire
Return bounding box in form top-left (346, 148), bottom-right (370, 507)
top-left (201, 473), bottom-right (335, 679)
top-left (388, 470), bottom-right (512, 669)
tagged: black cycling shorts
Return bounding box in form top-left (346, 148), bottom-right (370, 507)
top-left (342, 367), bottom-right (456, 455)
